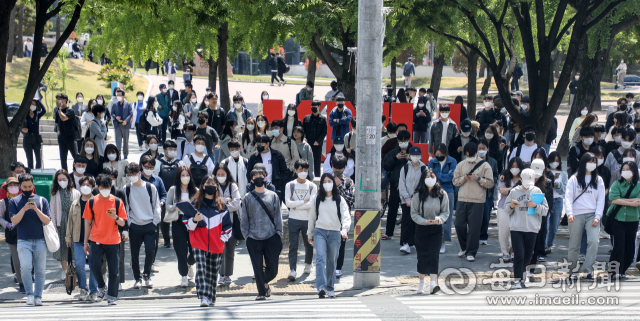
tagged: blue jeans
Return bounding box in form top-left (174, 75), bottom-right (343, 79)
top-left (545, 144), bottom-right (551, 156)
top-left (545, 198), bottom-right (563, 248)
top-left (73, 242), bottom-right (98, 294)
top-left (443, 192), bottom-right (454, 242)
top-left (480, 192), bottom-right (494, 241)
top-left (17, 239), bottom-right (47, 299)
top-left (314, 228), bottom-right (341, 292)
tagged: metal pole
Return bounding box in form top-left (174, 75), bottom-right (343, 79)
top-left (353, 0), bottom-right (384, 289)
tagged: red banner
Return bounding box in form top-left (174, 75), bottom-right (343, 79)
top-left (262, 99), bottom-right (284, 123)
top-left (389, 103), bottom-right (414, 136)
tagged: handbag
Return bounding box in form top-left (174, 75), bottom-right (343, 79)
top-left (604, 183), bottom-right (635, 235)
top-left (41, 197), bottom-right (60, 252)
top-left (164, 188), bottom-right (183, 223)
top-left (65, 246), bottom-right (77, 295)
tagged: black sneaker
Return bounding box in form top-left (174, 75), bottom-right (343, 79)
top-left (164, 243), bottom-right (172, 249)
top-left (96, 287), bottom-right (107, 302)
top-left (318, 289), bottom-right (326, 298)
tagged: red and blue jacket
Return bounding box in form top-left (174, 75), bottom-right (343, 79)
top-left (184, 201), bottom-right (232, 253)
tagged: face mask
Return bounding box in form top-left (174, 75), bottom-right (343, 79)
top-left (510, 168), bottom-right (521, 176)
top-left (501, 107), bottom-right (507, 113)
top-left (623, 157), bottom-right (635, 163)
top-left (615, 136), bottom-right (622, 143)
top-left (107, 154), bottom-right (117, 161)
top-left (288, 110), bottom-right (296, 116)
top-left (525, 133), bottom-right (536, 141)
top-left (597, 158), bottom-right (604, 166)
top-left (168, 150), bottom-right (178, 159)
top-left (522, 180), bottom-right (534, 188)
top-left (99, 189), bottom-right (111, 198)
top-left (85, 147), bottom-right (94, 154)
top-left (7, 186), bottom-right (19, 195)
top-left (180, 177), bottom-right (191, 185)
top-left (57, 99), bottom-right (63, 106)
top-left (112, 179), bottom-right (117, 186)
top-left (575, 76), bottom-right (580, 80)
top-left (257, 145), bottom-right (266, 153)
top-left (204, 185), bottom-right (217, 195)
top-left (253, 177), bottom-right (265, 187)
top-left (149, 143), bottom-right (158, 151)
top-left (599, 133), bottom-right (606, 140)
top-left (399, 142), bottom-right (409, 149)
top-left (581, 110), bottom-right (588, 116)
top-left (80, 185), bottom-right (92, 195)
top-left (461, 131), bottom-right (471, 137)
top-left (172, 106), bottom-right (177, 111)
top-left (58, 180), bottom-right (68, 189)
top-left (116, 96), bottom-right (123, 102)
top-left (484, 102), bottom-right (492, 107)
top-left (217, 176), bottom-right (227, 184)
top-left (311, 107), bottom-right (318, 113)
top-left (622, 170), bottom-right (634, 180)
top-left (263, 95), bottom-right (269, 100)
top-left (234, 125), bottom-right (241, 132)
top-left (388, 133), bottom-right (397, 139)
top-left (204, 100), bottom-right (210, 106)
top-left (77, 97), bottom-right (84, 103)
top-left (441, 112), bottom-right (450, 119)
top-left (622, 141), bottom-right (633, 149)
top-left (75, 167), bottom-right (86, 175)
top-left (257, 121), bottom-right (266, 128)
top-left (143, 169), bottom-right (154, 176)
top-left (30, 105), bottom-right (37, 111)
top-left (550, 162), bottom-right (560, 169)
top-left (195, 145), bottom-right (206, 153)
top-left (586, 163), bottom-right (597, 172)
top-left (297, 172), bottom-right (308, 180)
top-left (425, 177), bottom-right (437, 187)
top-left (323, 182), bottom-right (334, 191)
top-left (436, 155), bottom-right (446, 162)
top-left (583, 138), bottom-right (594, 146)
top-left (191, 98), bottom-right (197, 103)
top-left (234, 103), bottom-right (242, 109)
top-left (153, 101), bottom-right (159, 108)
top-left (521, 104), bottom-right (528, 110)
top-left (411, 155), bottom-right (421, 163)
top-left (185, 132), bottom-right (194, 140)
top-left (418, 103), bottom-right (425, 108)
top-left (246, 124), bottom-right (255, 131)
top-left (271, 129), bottom-right (281, 137)
top-left (478, 150), bottom-right (487, 157)
top-left (169, 85), bottom-right (174, 89)
top-left (137, 95), bottom-right (144, 101)
top-left (484, 133), bottom-right (494, 140)
top-left (128, 175), bottom-right (139, 183)
top-left (334, 144), bottom-right (344, 151)
top-left (97, 99), bottom-right (104, 105)
top-left (162, 89), bottom-right (167, 93)
top-left (308, 87), bottom-right (314, 92)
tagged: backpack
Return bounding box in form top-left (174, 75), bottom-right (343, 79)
top-left (125, 182), bottom-right (154, 214)
top-left (88, 197), bottom-right (121, 227)
top-left (159, 158), bottom-right (180, 188)
top-left (189, 154), bottom-right (210, 186)
top-left (403, 163), bottom-right (427, 180)
top-left (2, 198), bottom-right (17, 243)
top-left (84, 119), bottom-right (101, 140)
top-left (315, 195), bottom-right (342, 223)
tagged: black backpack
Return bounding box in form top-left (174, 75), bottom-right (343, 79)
top-left (124, 182), bottom-right (154, 214)
top-left (189, 154), bottom-right (210, 186)
top-left (159, 158), bottom-right (179, 188)
top-left (315, 195), bottom-right (342, 223)
top-left (88, 197), bottom-right (121, 227)
top-left (2, 198), bottom-right (17, 244)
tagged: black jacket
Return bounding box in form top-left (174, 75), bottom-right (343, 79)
top-left (477, 109), bottom-right (495, 135)
top-left (568, 141), bottom-right (594, 173)
top-left (413, 98), bottom-right (431, 132)
top-left (604, 141), bottom-right (620, 157)
top-left (268, 57), bottom-right (278, 71)
top-left (277, 57), bottom-right (287, 72)
top-left (383, 146), bottom-right (412, 188)
top-left (546, 117), bottom-right (558, 145)
top-left (302, 113), bottom-right (327, 146)
top-left (247, 149), bottom-right (289, 187)
top-left (166, 89), bottom-right (180, 106)
top-left (449, 135), bottom-right (479, 163)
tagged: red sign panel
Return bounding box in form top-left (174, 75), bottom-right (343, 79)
top-left (262, 99), bottom-right (284, 123)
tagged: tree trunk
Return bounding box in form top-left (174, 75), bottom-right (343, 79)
top-left (479, 60), bottom-right (486, 78)
top-left (207, 55), bottom-right (218, 93)
top-left (548, 62), bottom-right (555, 90)
top-left (466, 50), bottom-right (479, 117)
top-left (481, 67), bottom-right (492, 96)
top-left (7, 6), bottom-right (16, 63)
top-left (217, 21), bottom-right (230, 113)
top-left (390, 56), bottom-right (397, 94)
top-left (430, 53), bottom-right (445, 99)
top-left (16, 3), bottom-right (23, 58)
top-left (307, 55), bottom-right (317, 98)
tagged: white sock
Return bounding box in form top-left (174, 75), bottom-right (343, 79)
top-left (419, 279), bottom-right (425, 286)
top-left (430, 281), bottom-right (436, 288)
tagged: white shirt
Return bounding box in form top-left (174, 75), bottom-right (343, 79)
top-left (72, 173), bottom-right (82, 190)
top-left (182, 153), bottom-right (215, 174)
top-left (509, 143), bottom-right (538, 163)
top-left (440, 119), bottom-right (451, 144)
top-left (181, 192), bottom-right (190, 202)
top-left (564, 174), bottom-right (606, 220)
top-left (235, 110), bottom-right (245, 127)
top-left (179, 139), bottom-right (209, 160)
top-left (284, 180), bottom-right (318, 221)
top-left (260, 152), bottom-right (273, 182)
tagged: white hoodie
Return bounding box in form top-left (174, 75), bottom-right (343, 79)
top-left (564, 175), bottom-right (606, 220)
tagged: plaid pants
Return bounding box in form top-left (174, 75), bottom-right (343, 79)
top-left (194, 249), bottom-right (223, 302)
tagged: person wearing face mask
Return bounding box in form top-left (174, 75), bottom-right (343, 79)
top-left (298, 81), bottom-right (314, 102)
top-left (329, 155), bottom-right (355, 278)
top-left (156, 84), bottom-right (171, 144)
top-left (202, 93), bottom-right (225, 134)
top-left (497, 157), bottom-right (525, 262)
top-left (177, 122), bottom-right (199, 160)
top-left (449, 119), bottom-right (478, 163)
top-left (256, 91), bottom-right (270, 116)
top-left (111, 89), bottom-right (133, 160)
top-left (302, 101), bottom-right (328, 176)
top-left (71, 92), bottom-right (87, 121)
top-left (381, 123), bottom-right (410, 160)
top-left (170, 101), bottom-right (187, 140)
top-left (397, 147), bottom-right (427, 254)
top-left (308, 173), bottom-right (351, 299)
top-left (9, 173), bottom-right (52, 306)
top-left (568, 127), bottom-right (596, 175)
top-left (411, 169), bottom-right (450, 294)
top-left (164, 59), bottom-right (177, 82)
top-left (282, 104), bottom-right (302, 137)
top-left (545, 152), bottom-right (568, 253)
top-left (157, 140), bottom-right (184, 248)
top-left (508, 125), bottom-right (538, 164)
top-left (528, 156), bottom-right (554, 267)
top-left (325, 81), bottom-right (343, 101)
top-left (180, 83), bottom-right (195, 105)
top-left (412, 96), bottom-right (431, 144)
top-left (0, 178), bottom-right (25, 294)
top-left (182, 135), bottom-right (216, 187)
top-left (242, 169), bottom-right (284, 300)
top-left (292, 127), bottom-right (315, 180)
top-left (195, 111), bottom-right (221, 161)
top-left (381, 122), bottom-right (399, 158)
top-left (324, 136), bottom-right (356, 178)
top-left (429, 104), bottom-right (459, 155)
top-left (605, 128), bottom-right (640, 175)
top-left (54, 93), bottom-right (80, 171)
top-left (184, 91), bottom-right (200, 124)
top-left (477, 94), bottom-right (497, 135)
top-left (81, 99), bottom-right (97, 138)
top-left (569, 73), bottom-right (580, 107)
top-left (605, 98), bottom-right (629, 133)
top-left (0, 163), bottom-right (35, 200)
top-left (102, 144), bottom-right (129, 189)
top-left (608, 148), bottom-right (637, 186)
top-left (246, 134), bottom-right (289, 201)
top-left (570, 113), bottom-right (597, 146)
top-left (270, 120), bottom-right (301, 174)
top-left (220, 139), bottom-right (249, 197)
top-left (139, 136), bottom-right (164, 167)
top-left (565, 153), bottom-right (606, 279)
top-left (22, 98), bottom-right (46, 169)
top-left (427, 144), bottom-right (457, 253)
top-left (138, 96), bottom-right (165, 147)
top-left (328, 96), bottom-right (352, 140)
top-left (217, 120), bottom-right (242, 162)
top-left (284, 159), bottom-right (318, 281)
top-left (604, 126), bottom-right (624, 156)
top-left (477, 140), bottom-right (499, 246)
top-left (268, 53), bottom-right (280, 86)
top-left (226, 93), bottom-right (254, 129)
top-left (123, 162), bottom-right (162, 289)
top-left (616, 59), bottom-right (627, 90)
top-left (504, 168), bottom-right (548, 289)
top-left (592, 125), bottom-right (607, 149)
top-left (132, 91), bottom-right (147, 151)
top-left (49, 169), bottom-right (81, 279)
top-left (64, 176), bottom-right (98, 301)
top-left (382, 130), bottom-right (413, 240)
top-left (86, 104), bottom-right (108, 157)
top-left (140, 156), bottom-right (168, 267)
top-left (631, 102), bottom-right (640, 125)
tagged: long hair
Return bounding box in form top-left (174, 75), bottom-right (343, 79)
top-left (51, 169), bottom-right (73, 196)
top-left (454, 96), bottom-right (465, 108)
top-left (242, 117), bottom-right (258, 148)
top-left (577, 113), bottom-right (597, 129)
top-left (221, 120), bottom-right (237, 139)
top-left (260, 91), bottom-right (269, 102)
top-left (174, 166), bottom-right (198, 198)
top-left (619, 161), bottom-right (640, 184)
top-left (417, 168), bottom-right (444, 202)
top-left (146, 96), bottom-right (157, 114)
top-left (397, 88), bottom-right (407, 103)
top-left (504, 157), bottom-right (525, 188)
top-left (193, 174), bottom-right (225, 211)
top-left (548, 151), bottom-right (562, 170)
top-left (170, 100), bottom-right (184, 119)
top-left (531, 148), bottom-right (548, 167)
top-left (318, 173), bottom-right (340, 203)
top-left (329, 144), bottom-right (354, 160)
top-left (80, 138), bottom-right (101, 164)
top-left (103, 144), bottom-right (121, 162)
top-left (282, 104), bottom-right (301, 135)
top-left (256, 114), bottom-right (270, 135)
top-left (576, 152), bottom-right (599, 190)
top-left (213, 162), bottom-right (237, 185)
top-left (486, 125), bottom-right (500, 145)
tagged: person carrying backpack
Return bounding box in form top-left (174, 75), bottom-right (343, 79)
top-left (182, 135), bottom-right (215, 187)
top-left (398, 147), bottom-right (427, 255)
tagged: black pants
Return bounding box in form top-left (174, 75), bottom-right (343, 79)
top-left (135, 124), bottom-right (145, 147)
top-left (246, 234), bottom-right (282, 296)
top-left (270, 71), bottom-right (279, 84)
top-left (58, 135), bottom-right (78, 171)
top-left (611, 219), bottom-right (639, 275)
top-left (385, 188), bottom-right (401, 238)
top-left (172, 217), bottom-right (195, 277)
top-left (415, 224), bottom-right (442, 275)
top-left (511, 230), bottom-right (537, 281)
top-left (129, 223), bottom-right (156, 281)
top-left (530, 216), bottom-right (548, 264)
top-left (160, 116), bottom-right (170, 143)
top-left (400, 204), bottom-right (416, 246)
top-left (311, 144), bottom-right (323, 177)
top-left (23, 139), bottom-right (42, 169)
top-left (454, 201), bottom-right (485, 256)
top-left (336, 238), bottom-right (347, 270)
top-left (277, 71), bottom-right (285, 83)
top-left (511, 78), bottom-right (519, 91)
top-left (154, 206), bottom-right (172, 262)
top-left (90, 243), bottom-right (119, 299)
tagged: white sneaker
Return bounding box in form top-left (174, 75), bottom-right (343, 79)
top-left (335, 270), bottom-right (343, 278)
top-left (303, 264), bottom-right (312, 274)
top-left (219, 276), bottom-right (226, 284)
top-left (181, 276), bottom-right (189, 287)
top-left (466, 255), bottom-right (475, 262)
top-left (430, 283), bottom-right (441, 294)
top-left (458, 250), bottom-right (466, 257)
top-left (34, 298), bottom-right (43, 306)
top-left (512, 281), bottom-right (523, 290)
top-left (400, 244), bottom-right (411, 254)
top-left (133, 280), bottom-right (142, 289)
top-left (89, 293), bottom-right (97, 302)
top-left (108, 299), bottom-right (117, 305)
top-left (328, 291), bottom-right (336, 298)
top-left (78, 288), bottom-right (88, 301)
top-left (118, 283), bottom-right (122, 291)
top-left (26, 295), bottom-right (35, 306)
top-left (200, 297), bottom-right (210, 307)
top-left (151, 265), bottom-right (159, 273)
top-left (479, 240), bottom-right (488, 245)
top-left (288, 270), bottom-right (296, 281)
top-left (417, 282), bottom-right (424, 294)
top-left (85, 264), bottom-right (90, 272)
top-left (440, 243), bottom-right (446, 254)
top-left (188, 265), bottom-right (194, 278)
top-left (144, 276), bottom-right (153, 288)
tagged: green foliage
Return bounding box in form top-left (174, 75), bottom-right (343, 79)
top-left (97, 65), bottom-right (134, 91)
top-left (17, 1), bottom-right (53, 36)
top-left (452, 49), bottom-right (469, 75)
top-left (56, 51), bottom-right (68, 92)
top-left (41, 68), bottom-right (60, 112)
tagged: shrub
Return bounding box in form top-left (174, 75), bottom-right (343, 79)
top-left (97, 65), bottom-right (135, 91)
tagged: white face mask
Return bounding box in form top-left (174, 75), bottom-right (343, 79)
top-left (30, 105), bottom-right (37, 111)
top-left (623, 157), bottom-right (635, 163)
top-left (418, 103), bottom-right (425, 108)
top-left (112, 179), bottom-right (117, 187)
top-left (169, 85), bottom-right (174, 89)
top-left (583, 138), bottom-right (594, 146)
top-left (80, 185), bottom-right (92, 195)
top-left (217, 176), bottom-right (227, 184)
top-left (204, 100), bottom-right (210, 106)
top-left (172, 106), bottom-right (177, 111)
top-left (99, 189), bottom-right (111, 198)
top-left (116, 96), bottom-right (123, 102)
top-left (501, 107), bottom-right (507, 113)
top-left (575, 76), bottom-right (580, 80)
top-left (234, 125), bottom-right (241, 132)
top-left (484, 102), bottom-right (492, 107)
top-left (485, 133), bottom-right (494, 139)
top-left (266, 130), bottom-right (274, 138)
top-left (143, 169), bottom-right (154, 176)
top-left (510, 168), bottom-right (521, 176)
top-left (600, 133), bottom-right (606, 140)
top-left (153, 101), bottom-right (159, 108)
top-left (128, 175), bottom-right (139, 183)
top-left (522, 179), bottom-right (535, 188)
top-left (477, 150), bottom-right (487, 157)
top-left (323, 182), bottom-right (334, 191)
top-left (97, 99), bottom-right (104, 105)
top-left (399, 142), bottom-right (409, 149)
top-left (410, 155), bottom-right (421, 163)
top-left (615, 136), bottom-right (622, 143)
top-left (77, 97), bottom-right (84, 103)
top-left (288, 110), bottom-right (296, 116)
top-left (149, 143), bottom-right (158, 151)
top-left (461, 131), bottom-right (471, 137)
top-left (271, 129), bottom-right (281, 137)
top-left (621, 170), bottom-right (634, 180)
top-left (263, 95), bottom-right (269, 100)
top-left (162, 88), bottom-right (167, 93)
top-left (191, 98), bottom-right (197, 103)
top-left (58, 180), bottom-right (68, 189)
top-left (334, 144), bottom-right (344, 152)
top-left (597, 158), bottom-right (604, 166)
top-left (621, 141), bottom-right (633, 149)
top-left (581, 110), bottom-right (588, 116)
top-left (107, 154), bottom-right (117, 161)
top-left (230, 150), bottom-right (240, 158)
top-left (425, 177), bottom-right (437, 187)
top-left (85, 147), bottom-right (94, 154)
top-left (167, 150), bottom-right (177, 159)
top-left (246, 124), bottom-right (255, 131)
top-left (521, 104), bottom-right (528, 110)
top-left (195, 145), bottom-right (206, 153)
top-left (181, 177), bottom-right (191, 185)
top-left (387, 133), bottom-right (397, 139)
top-left (57, 99), bottom-right (63, 105)
top-left (234, 103), bottom-right (242, 109)
top-left (257, 121), bottom-right (266, 128)
top-left (550, 162), bottom-right (560, 169)
top-left (586, 163), bottom-right (597, 172)
top-left (76, 167), bottom-right (86, 175)
top-left (137, 95), bottom-right (144, 101)
top-left (297, 172), bottom-right (308, 180)
top-left (440, 112), bottom-right (450, 119)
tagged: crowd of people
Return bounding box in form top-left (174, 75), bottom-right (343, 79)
top-left (4, 73), bottom-right (640, 307)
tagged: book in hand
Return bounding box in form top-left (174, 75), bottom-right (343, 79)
top-left (177, 201), bottom-right (206, 227)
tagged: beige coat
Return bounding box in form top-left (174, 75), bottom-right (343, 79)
top-left (271, 135), bottom-right (300, 172)
top-left (50, 188), bottom-right (81, 227)
top-left (65, 197), bottom-right (86, 243)
top-left (452, 155), bottom-right (495, 203)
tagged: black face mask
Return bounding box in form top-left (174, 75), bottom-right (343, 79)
top-left (198, 118), bottom-right (206, 125)
top-left (525, 133), bottom-right (536, 141)
top-left (22, 190), bottom-right (33, 197)
top-left (257, 145), bottom-right (266, 153)
top-left (311, 107), bottom-right (318, 113)
top-left (333, 170), bottom-right (344, 177)
top-left (204, 185), bottom-right (216, 195)
top-left (635, 128), bottom-right (640, 133)
top-left (435, 155), bottom-right (446, 162)
top-left (337, 103), bottom-right (344, 109)
top-left (253, 177), bottom-right (265, 188)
